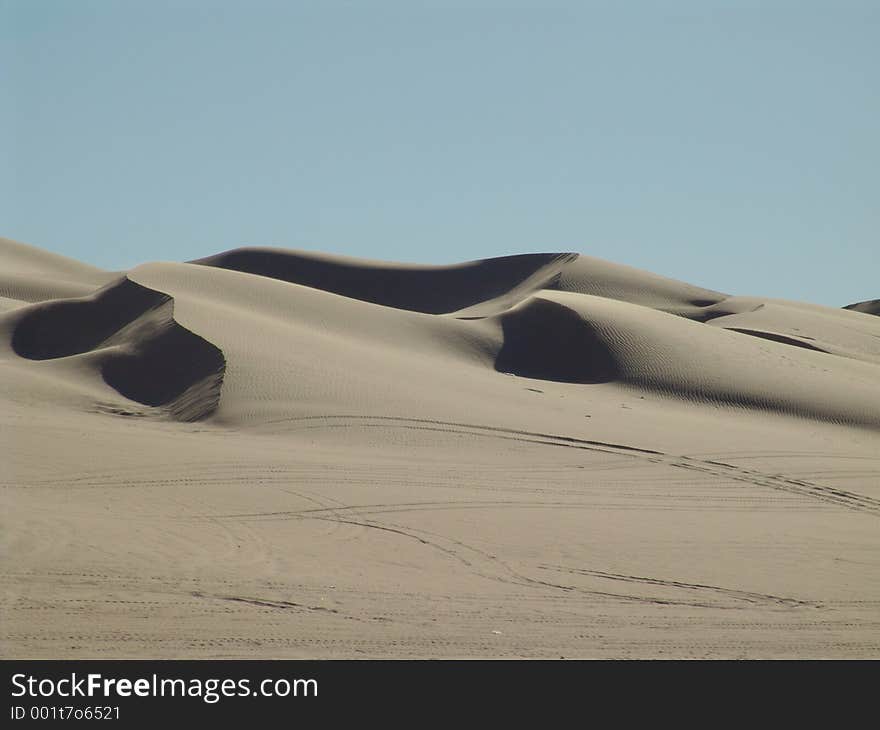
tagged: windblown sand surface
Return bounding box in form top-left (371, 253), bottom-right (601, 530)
top-left (2, 236), bottom-right (879, 658)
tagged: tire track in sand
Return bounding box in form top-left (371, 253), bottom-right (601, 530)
top-left (252, 415), bottom-right (880, 516)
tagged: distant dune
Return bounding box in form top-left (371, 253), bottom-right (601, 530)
top-left (845, 298), bottom-right (880, 316)
top-left (2, 236), bottom-right (879, 658)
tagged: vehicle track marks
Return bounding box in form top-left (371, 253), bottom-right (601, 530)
top-left (252, 415), bottom-right (880, 516)
top-left (539, 565), bottom-right (819, 608)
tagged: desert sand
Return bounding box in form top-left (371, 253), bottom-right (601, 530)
top-left (2, 235), bottom-right (878, 658)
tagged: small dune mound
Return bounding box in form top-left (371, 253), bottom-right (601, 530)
top-left (0, 236), bottom-right (108, 283)
top-left (11, 278), bottom-right (225, 421)
top-left (845, 299), bottom-right (880, 316)
top-left (192, 247), bottom-right (576, 315)
top-left (494, 296), bottom-right (620, 383)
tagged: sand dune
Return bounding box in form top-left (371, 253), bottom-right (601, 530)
top-left (845, 298), bottom-right (880, 317)
top-left (2, 236), bottom-right (879, 658)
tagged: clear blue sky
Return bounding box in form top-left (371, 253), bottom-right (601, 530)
top-left (3, 1), bottom-right (877, 306)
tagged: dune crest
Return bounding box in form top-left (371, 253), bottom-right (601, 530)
top-left (192, 247), bottom-right (578, 316)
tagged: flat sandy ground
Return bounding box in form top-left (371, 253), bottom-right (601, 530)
top-left (2, 237), bottom-right (878, 658)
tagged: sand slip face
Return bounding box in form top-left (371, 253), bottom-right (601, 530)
top-left (2, 238), bottom-right (879, 658)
